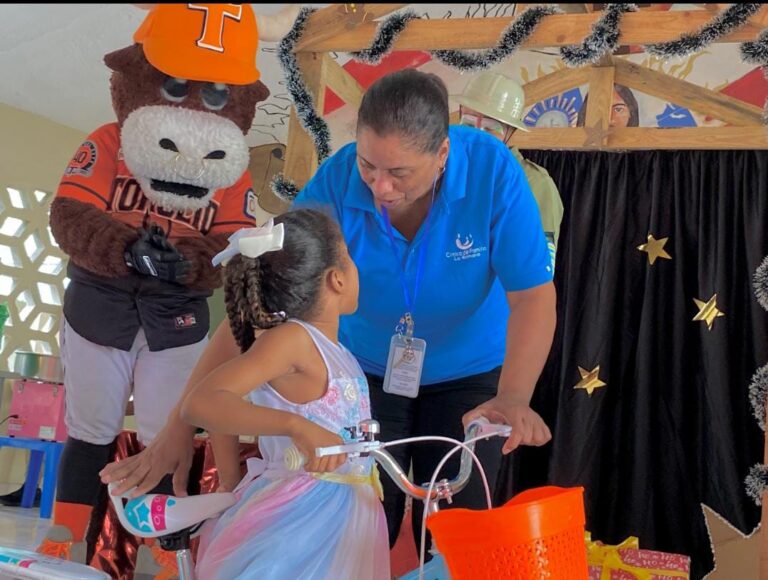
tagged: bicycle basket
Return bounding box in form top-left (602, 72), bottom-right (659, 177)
top-left (426, 486), bottom-right (589, 580)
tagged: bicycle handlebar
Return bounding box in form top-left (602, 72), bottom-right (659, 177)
top-left (294, 417), bottom-right (511, 503)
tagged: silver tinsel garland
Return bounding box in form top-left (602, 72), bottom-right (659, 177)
top-left (432, 5), bottom-right (562, 71)
top-left (745, 463), bottom-right (768, 506)
top-left (749, 364), bottom-right (768, 431)
top-left (741, 29), bottom-right (768, 125)
top-left (755, 255), bottom-right (768, 312)
top-left (270, 6), bottom-right (325, 201)
top-left (560, 4), bottom-right (638, 67)
top-left (352, 6), bottom-right (561, 70)
top-left (350, 9), bottom-right (421, 65)
top-left (646, 4), bottom-right (763, 59)
top-left (742, 28), bottom-right (768, 66)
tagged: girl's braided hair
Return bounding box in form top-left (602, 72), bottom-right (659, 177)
top-left (223, 208), bottom-right (343, 352)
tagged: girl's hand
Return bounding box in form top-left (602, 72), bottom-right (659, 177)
top-left (289, 417), bottom-right (347, 473)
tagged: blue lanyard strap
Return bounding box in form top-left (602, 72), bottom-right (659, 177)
top-left (381, 175), bottom-right (439, 335)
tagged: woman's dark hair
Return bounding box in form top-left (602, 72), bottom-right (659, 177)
top-left (357, 68), bottom-right (449, 154)
top-left (577, 83), bottom-right (640, 128)
top-left (224, 208), bottom-right (343, 352)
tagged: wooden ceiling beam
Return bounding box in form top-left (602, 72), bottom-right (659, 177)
top-left (293, 4), bottom-right (408, 53)
top-left (509, 127), bottom-right (768, 150)
top-left (299, 9), bottom-right (768, 52)
top-left (523, 67), bottom-right (592, 106)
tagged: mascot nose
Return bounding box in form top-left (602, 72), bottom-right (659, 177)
top-left (172, 152), bottom-right (205, 181)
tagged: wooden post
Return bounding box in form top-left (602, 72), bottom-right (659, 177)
top-left (583, 62), bottom-right (615, 148)
top-left (324, 55), bottom-right (365, 111)
top-left (283, 52), bottom-right (329, 189)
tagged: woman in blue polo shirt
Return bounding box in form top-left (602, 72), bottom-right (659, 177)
top-left (293, 69), bottom-right (556, 547)
top-left (100, 69), bottom-right (556, 551)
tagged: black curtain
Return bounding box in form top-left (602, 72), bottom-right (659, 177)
top-left (496, 150), bottom-right (768, 579)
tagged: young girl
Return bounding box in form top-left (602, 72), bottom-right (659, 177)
top-left (181, 208), bottom-right (390, 579)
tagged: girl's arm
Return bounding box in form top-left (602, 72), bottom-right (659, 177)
top-left (180, 323), bottom-right (346, 472)
top-left (181, 322), bottom-right (307, 436)
top-left (210, 434), bottom-right (244, 492)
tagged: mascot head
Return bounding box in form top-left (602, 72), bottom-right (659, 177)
top-left (104, 4), bottom-right (295, 213)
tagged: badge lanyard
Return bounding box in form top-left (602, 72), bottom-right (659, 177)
top-left (381, 173), bottom-right (439, 346)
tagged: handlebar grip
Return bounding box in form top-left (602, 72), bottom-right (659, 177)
top-left (467, 417), bottom-right (512, 438)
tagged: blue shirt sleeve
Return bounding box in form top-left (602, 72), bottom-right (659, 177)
top-left (490, 157), bottom-right (554, 292)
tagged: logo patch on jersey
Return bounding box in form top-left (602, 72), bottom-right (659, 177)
top-left (243, 188), bottom-right (259, 222)
top-left (174, 313), bottom-right (197, 329)
top-left (65, 141), bottom-right (98, 177)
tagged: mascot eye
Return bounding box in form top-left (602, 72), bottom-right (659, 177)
top-left (162, 77), bottom-right (189, 103)
top-left (201, 83), bottom-right (230, 111)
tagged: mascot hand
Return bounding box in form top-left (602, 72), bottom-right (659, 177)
top-left (125, 227), bottom-right (191, 284)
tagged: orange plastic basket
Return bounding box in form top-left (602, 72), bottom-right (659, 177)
top-left (426, 486), bottom-right (589, 580)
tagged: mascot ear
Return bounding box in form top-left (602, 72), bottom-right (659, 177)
top-left (104, 44), bottom-right (144, 73)
top-left (249, 80), bottom-right (270, 105)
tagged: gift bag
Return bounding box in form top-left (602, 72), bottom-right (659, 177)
top-left (586, 532), bottom-right (691, 579)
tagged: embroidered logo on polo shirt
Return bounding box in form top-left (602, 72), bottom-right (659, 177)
top-left (446, 232), bottom-right (488, 262)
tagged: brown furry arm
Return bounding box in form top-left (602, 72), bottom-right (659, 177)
top-left (174, 234), bottom-right (228, 291)
top-left (50, 197), bottom-right (139, 278)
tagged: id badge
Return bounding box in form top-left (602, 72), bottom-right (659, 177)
top-left (383, 334), bottom-right (427, 398)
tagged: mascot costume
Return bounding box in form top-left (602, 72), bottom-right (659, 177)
top-left (37, 4), bottom-right (298, 578)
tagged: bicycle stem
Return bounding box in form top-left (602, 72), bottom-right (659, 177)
top-left (368, 424), bottom-right (483, 503)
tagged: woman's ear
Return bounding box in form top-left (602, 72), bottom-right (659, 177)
top-left (438, 137), bottom-right (450, 168)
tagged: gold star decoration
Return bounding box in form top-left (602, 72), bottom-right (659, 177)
top-left (574, 365), bottom-right (607, 396)
top-left (582, 120), bottom-right (609, 149)
top-left (637, 234), bottom-right (672, 265)
top-left (693, 294), bottom-right (725, 331)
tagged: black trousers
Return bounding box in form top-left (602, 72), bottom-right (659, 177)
top-left (367, 367), bottom-right (504, 550)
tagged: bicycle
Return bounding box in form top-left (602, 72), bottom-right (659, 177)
top-left (104, 417), bottom-right (510, 580)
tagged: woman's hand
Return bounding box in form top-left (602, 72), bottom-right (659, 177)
top-left (289, 417), bottom-right (347, 473)
top-left (100, 418), bottom-right (196, 498)
top-left (462, 393), bottom-right (551, 454)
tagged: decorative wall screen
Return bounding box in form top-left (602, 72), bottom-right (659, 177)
top-left (0, 185), bottom-right (68, 372)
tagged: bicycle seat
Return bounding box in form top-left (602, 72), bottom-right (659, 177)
top-left (108, 483), bottom-right (237, 538)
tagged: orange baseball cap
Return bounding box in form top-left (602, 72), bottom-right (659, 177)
top-left (133, 3), bottom-right (260, 85)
